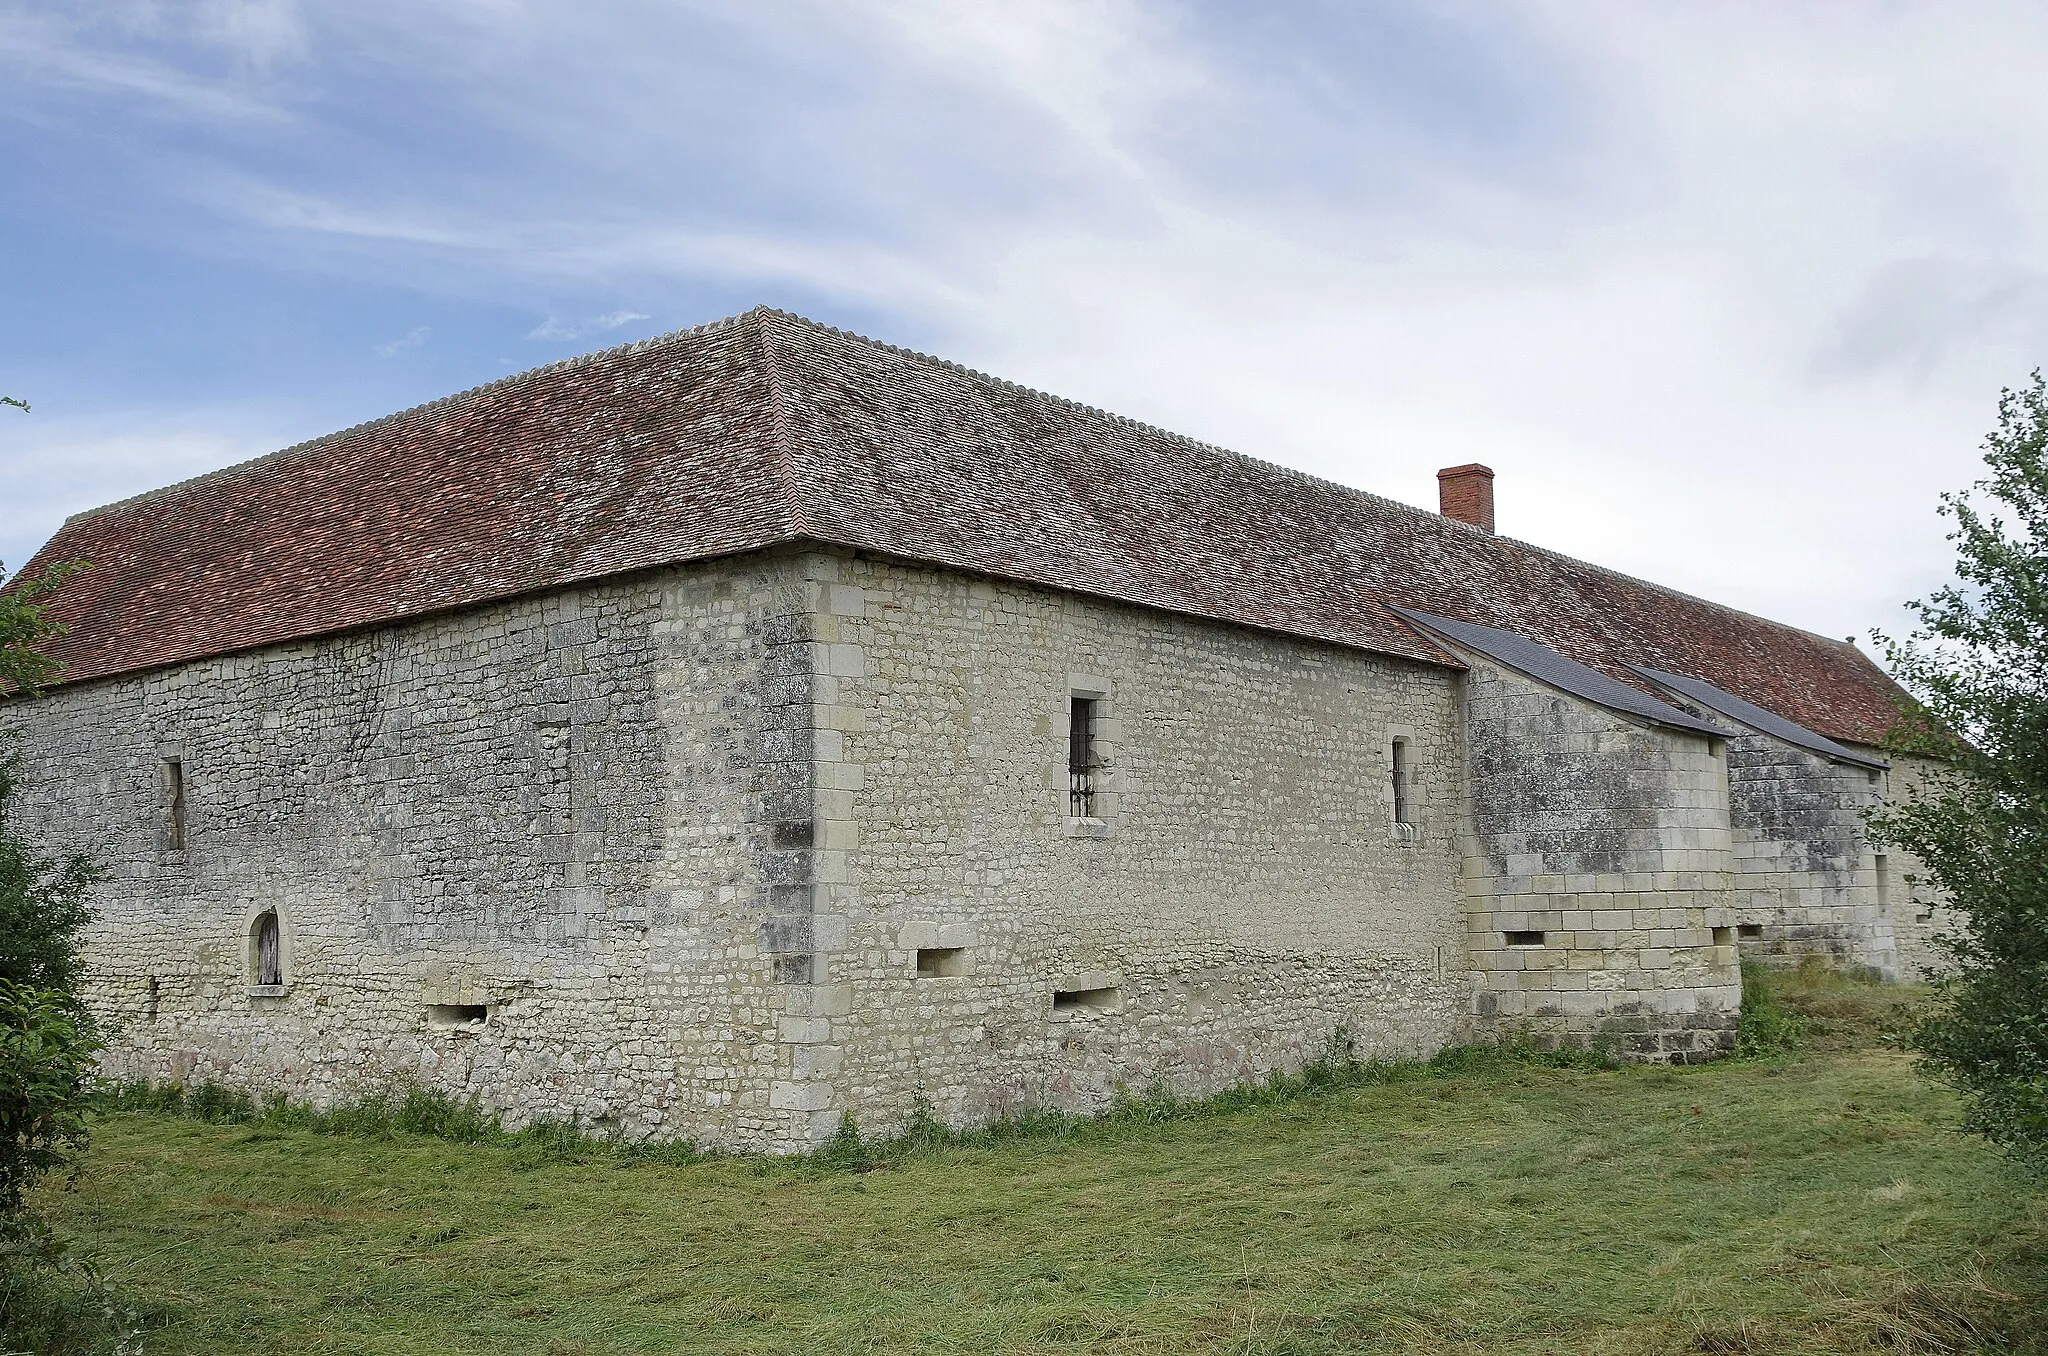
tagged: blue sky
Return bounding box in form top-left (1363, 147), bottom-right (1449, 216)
top-left (4, 1), bottom-right (2046, 645)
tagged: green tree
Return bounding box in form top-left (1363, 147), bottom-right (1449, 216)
top-left (0, 749), bottom-right (96, 999)
top-left (0, 551), bottom-right (108, 1338)
top-left (0, 983), bottom-right (96, 1220)
top-left (1873, 371), bottom-right (2048, 1164)
top-left (0, 561), bottom-right (80, 699)
top-left (0, 562), bottom-right (97, 995)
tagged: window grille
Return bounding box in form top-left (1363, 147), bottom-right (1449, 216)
top-left (1391, 738), bottom-right (1412, 827)
top-left (1069, 696), bottom-right (1097, 818)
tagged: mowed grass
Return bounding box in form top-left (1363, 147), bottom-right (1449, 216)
top-left (26, 973), bottom-right (2048, 1355)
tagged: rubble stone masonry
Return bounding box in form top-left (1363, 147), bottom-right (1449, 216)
top-left (804, 552), bottom-right (1471, 1137)
top-left (13, 552), bottom-right (825, 1150)
top-left (8, 543), bottom-right (1930, 1147)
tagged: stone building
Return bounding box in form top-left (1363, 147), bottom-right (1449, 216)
top-left (7, 307), bottom-right (1938, 1152)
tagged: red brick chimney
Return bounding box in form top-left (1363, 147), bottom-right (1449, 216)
top-left (1437, 463), bottom-right (1495, 533)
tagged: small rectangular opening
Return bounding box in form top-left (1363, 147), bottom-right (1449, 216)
top-left (426, 1003), bottom-right (487, 1028)
top-left (1503, 930), bottom-right (1545, 948)
top-left (1391, 737), bottom-right (1413, 828)
top-left (1711, 926), bottom-right (1734, 946)
top-left (1068, 696), bottom-right (1098, 818)
top-left (916, 947), bottom-right (968, 978)
top-left (1737, 923), bottom-right (1763, 940)
top-left (1053, 985), bottom-right (1119, 1014)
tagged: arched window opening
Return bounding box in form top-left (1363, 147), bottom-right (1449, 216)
top-left (252, 911), bottom-right (283, 988)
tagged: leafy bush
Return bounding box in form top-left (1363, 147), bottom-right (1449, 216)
top-left (1736, 960), bottom-right (1809, 1060)
top-left (0, 982), bottom-right (99, 1221)
top-left (0, 745), bottom-right (99, 1004)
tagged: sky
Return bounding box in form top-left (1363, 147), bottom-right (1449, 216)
top-left (3, 1), bottom-right (2045, 649)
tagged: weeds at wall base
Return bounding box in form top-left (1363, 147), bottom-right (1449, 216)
top-left (90, 1081), bottom-right (704, 1169)
top-left (93, 1031), bottom-right (1622, 1177)
top-left (801, 1031), bottom-right (1625, 1173)
top-left (89, 986), bottom-right (1846, 1179)
top-left (88, 962), bottom-right (1892, 1174)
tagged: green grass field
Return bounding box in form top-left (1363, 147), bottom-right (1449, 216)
top-left (13, 969), bottom-right (2047, 1355)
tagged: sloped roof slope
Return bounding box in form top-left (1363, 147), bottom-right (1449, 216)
top-left (17, 306), bottom-right (1908, 745)
top-left (1632, 666), bottom-right (1888, 770)
top-left (1393, 609), bottom-right (1728, 738)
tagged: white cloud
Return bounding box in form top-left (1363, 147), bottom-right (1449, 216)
top-left (1808, 258), bottom-right (2048, 384)
top-left (526, 311), bottom-right (651, 342)
top-left (0, 6), bottom-right (289, 121)
top-left (8, 0), bottom-right (2048, 645)
top-left (374, 326), bottom-right (430, 357)
top-left (193, 0), bottom-right (310, 69)
top-left (0, 406), bottom-right (307, 572)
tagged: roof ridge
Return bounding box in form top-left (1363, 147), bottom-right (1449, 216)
top-left (750, 307), bottom-right (807, 539)
top-left (747, 307), bottom-right (1877, 666)
top-left (56, 308), bottom-right (763, 526)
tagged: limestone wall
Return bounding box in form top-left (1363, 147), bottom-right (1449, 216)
top-left (7, 552), bottom-right (825, 1151)
top-left (792, 551), bottom-right (1472, 1136)
top-left (1714, 730), bottom-right (1898, 976)
top-left (14, 532), bottom-right (1931, 1148)
top-left (1875, 753), bottom-right (1959, 981)
top-left (1458, 655), bottom-right (1741, 1060)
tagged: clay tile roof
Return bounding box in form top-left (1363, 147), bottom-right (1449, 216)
top-left (16, 306), bottom-right (1909, 746)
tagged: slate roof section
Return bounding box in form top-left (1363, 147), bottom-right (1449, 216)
top-left (16, 306), bottom-right (1910, 745)
top-left (1632, 666), bottom-right (1889, 770)
top-left (1391, 609), bottom-right (1730, 738)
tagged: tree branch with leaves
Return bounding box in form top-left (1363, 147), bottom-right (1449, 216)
top-left (1872, 371), bottom-right (2048, 1165)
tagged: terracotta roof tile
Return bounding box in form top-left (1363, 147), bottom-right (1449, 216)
top-left (16, 306), bottom-right (1908, 746)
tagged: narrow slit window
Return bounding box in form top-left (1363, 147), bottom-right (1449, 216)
top-left (1503, 930), bottom-right (1545, 948)
top-left (1068, 696), bottom-right (1098, 818)
top-left (251, 911), bottom-right (282, 987)
top-left (1391, 738), bottom-right (1413, 828)
top-left (1875, 854), bottom-right (1891, 914)
top-left (162, 757), bottom-right (186, 851)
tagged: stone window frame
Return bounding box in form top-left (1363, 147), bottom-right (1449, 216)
top-left (1385, 724), bottom-right (1421, 844)
top-left (245, 904), bottom-right (292, 999)
top-left (1062, 673), bottom-right (1118, 839)
top-left (156, 742), bottom-right (189, 862)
